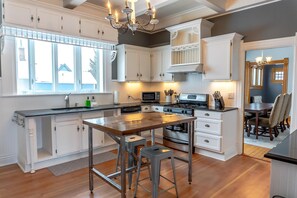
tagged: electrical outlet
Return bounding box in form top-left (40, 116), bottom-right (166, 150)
top-left (228, 93), bottom-right (234, 99)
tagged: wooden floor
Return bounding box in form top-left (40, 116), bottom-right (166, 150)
top-left (244, 144), bottom-right (271, 162)
top-left (0, 152), bottom-right (271, 198)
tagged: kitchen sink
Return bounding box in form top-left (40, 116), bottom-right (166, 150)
top-left (51, 106), bottom-right (91, 111)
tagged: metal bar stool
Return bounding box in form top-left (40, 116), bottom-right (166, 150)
top-left (134, 145), bottom-right (178, 198)
top-left (115, 135), bottom-right (147, 189)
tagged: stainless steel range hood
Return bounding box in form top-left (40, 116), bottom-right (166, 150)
top-left (166, 64), bottom-right (203, 74)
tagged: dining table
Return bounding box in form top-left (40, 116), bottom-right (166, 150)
top-left (83, 112), bottom-right (196, 198)
top-left (244, 103), bottom-right (273, 138)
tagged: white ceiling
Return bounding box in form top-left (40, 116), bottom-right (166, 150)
top-left (85, 0), bottom-right (281, 31)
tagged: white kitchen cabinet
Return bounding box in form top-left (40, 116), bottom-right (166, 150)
top-left (53, 114), bottom-right (81, 156)
top-left (117, 44), bottom-right (151, 82)
top-left (166, 19), bottom-right (213, 70)
top-left (80, 18), bottom-right (102, 39)
top-left (3, 1), bottom-right (35, 28)
top-left (202, 33), bottom-right (243, 80)
top-left (81, 112), bottom-right (105, 150)
top-left (36, 8), bottom-right (62, 32)
top-left (101, 24), bottom-right (118, 43)
top-left (194, 109), bottom-right (238, 161)
top-left (151, 45), bottom-right (173, 82)
top-left (61, 13), bottom-right (80, 36)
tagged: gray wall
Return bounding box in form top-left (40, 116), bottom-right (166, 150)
top-left (209, 0), bottom-right (297, 42)
top-left (119, 0), bottom-right (297, 46)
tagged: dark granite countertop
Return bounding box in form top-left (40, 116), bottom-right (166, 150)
top-left (264, 130), bottom-right (297, 165)
top-left (15, 102), bottom-right (237, 117)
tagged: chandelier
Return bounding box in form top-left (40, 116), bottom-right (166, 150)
top-left (105, 0), bottom-right (159, 35)
top-left (254, 50), bottom-right (272, 68)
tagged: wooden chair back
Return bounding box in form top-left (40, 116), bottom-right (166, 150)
top-left (284, 93), bottom-right (292, 120)
top-left (278, 93), bottom-right (290, 123)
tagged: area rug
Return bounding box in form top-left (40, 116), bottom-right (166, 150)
top-left (244, 127), bottom-right (290, 149)
top-left (48, 152), bottom-right (117, 176)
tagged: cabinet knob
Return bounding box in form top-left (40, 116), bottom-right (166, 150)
top-left (159, 73), bottom-right (162, 77)
top-left (37, 17), bottom-right (40, 22)
top-left (102, 31), bottom-right (104, 35)
top-left (31, 15), bottom-right (34, 22)
top-left (82, 126), bottom-right (85, 131)
top-left (162, 73), bottom-right (165, 76)
top-left (98, 30), bottom-right (100, 34)
top-left (205, 113), bottom-right (210, 116)
top-left (204, 139), bottom-right (210, 143)
top-left (140, 73), bottom-right (142, 77)
top-left (137, 73), bottom-right (139, 77)
top-left (205, 124), bottom-right (210, 128)
top-left (77, 126), bottom-right (80, 131)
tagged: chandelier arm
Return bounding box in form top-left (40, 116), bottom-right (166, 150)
top-left (136, 14), bottom-right (152, 27)
top-left (138, 23), bottom-right (156, 32)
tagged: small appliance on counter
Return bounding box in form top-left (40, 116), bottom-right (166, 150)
top-left (141, 92), bottom-right (160, 103)
top-left (213, 91), bottom-right (225, 109)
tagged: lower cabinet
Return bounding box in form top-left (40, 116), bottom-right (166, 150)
top-left (16, 109), bottom-right (120, 173)
top-left (54, 116), bottom-right (81, 156)
top-left (81, 112), bottom-right (105, 150)
top-left (194, 109), bottom-right (238, 161)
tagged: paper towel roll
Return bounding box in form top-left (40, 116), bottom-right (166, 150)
top-left (113, 91), bottom-right (119, 104)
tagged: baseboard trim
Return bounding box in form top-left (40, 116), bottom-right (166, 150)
top-left (0, 154), bottom-right (17, 167)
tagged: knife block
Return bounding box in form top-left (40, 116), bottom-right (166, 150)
top-left (215, 97), bottom-right (225, 109)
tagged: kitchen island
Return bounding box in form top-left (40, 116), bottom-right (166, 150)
top-left (83, 112), bottom-right (196, 198)
top-left (264, 129), bottom-right (297, 197)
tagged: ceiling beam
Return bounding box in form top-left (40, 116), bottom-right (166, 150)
top-left (195, 0), bottom-right (226, 13)
top-left (63, 0), bottom-right (87, 9)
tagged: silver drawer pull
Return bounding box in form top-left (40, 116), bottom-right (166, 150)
top-left (205, 124), bottom-right (210, 127)
top-left (204, 139), bottom-right (210, 143)
top-left (205, 113), bottom-right (210, 116)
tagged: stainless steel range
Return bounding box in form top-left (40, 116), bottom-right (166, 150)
top-left (163, 93), bottom-right (209, 152)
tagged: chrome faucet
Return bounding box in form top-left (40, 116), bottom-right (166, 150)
top-left (65, 93), bottom-right (71, 108)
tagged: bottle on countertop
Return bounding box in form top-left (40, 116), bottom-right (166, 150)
top-left (91, 96), bottom-right (97, 107)
top-left (85, 96), bottom-right (91, 107)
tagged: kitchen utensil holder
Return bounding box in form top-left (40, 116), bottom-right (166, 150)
top-left (215, 97), bottom-right (225, 109)
top-left (166, 95), bottom-right (172, 103)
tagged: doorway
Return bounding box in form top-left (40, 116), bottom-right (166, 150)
top-left (243, 47), bottom-right (293, 161)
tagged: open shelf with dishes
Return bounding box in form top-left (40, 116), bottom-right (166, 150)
top-left (166, 19), bottom-right (213, 67)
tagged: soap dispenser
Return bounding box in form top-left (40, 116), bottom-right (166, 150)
top-left (85, 96), bottom-right (91, 107)
top-left (91, 96), bottom-right (97, 107)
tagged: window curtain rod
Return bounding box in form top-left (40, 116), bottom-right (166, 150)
top-left (0, 25), bottom-right (116, 51)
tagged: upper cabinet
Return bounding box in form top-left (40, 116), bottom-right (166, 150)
top-left (3, 1), bottom-right (36, 28)
top-left (151, 45), bottom-right (173, 82)
top-left (202, 33), bottom-right (243, 80)
top-left (166, 19), bottom-right (213, 71)
top-left (117, 44), bottom-right (151, 82)
top-left (2, 1), bottom-right (118, 43)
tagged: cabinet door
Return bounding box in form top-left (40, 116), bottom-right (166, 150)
top-left (151, 50), bottom-right (162, 82)
top-left (4, 2), bottom-right (35, 28)
top-left (61, 14), bottom-right (80, 36)
top-left (125, 50), bottom-right (140, 81)
top-left (202, 39), bottom-right (231, 80)
top-left (81, 111), bottom-right (105, 150)
top-left (36, 8), bottom-right (62, 32)
top-left (81, 125), bottom-right (104, 150)
top-left (101, 24), bottom-right (118, 43)
top-left (139, 51), bottom-right (151, 82)
top-left (80, 18), bottom-right (101, 39)
top-left (162, 47), bottom-right (173, 81)
top-left (55, 120), bottom-right (80, 156)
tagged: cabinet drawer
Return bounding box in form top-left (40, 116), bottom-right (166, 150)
top-left (152, 106), bottom-right (163, 112)
top-left (54, 114), bottom-right (80, 122)
top-left (195, 133), bottom-right (222, 152)
top-left (196, 118), bottom-right (222, 135)
top-left (195, 110), bottom-right (222, 120)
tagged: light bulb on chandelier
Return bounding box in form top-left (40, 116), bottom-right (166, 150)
top-left (255, 50), bottom-right (272, 67)
top-left (105, 0), bottom-right (159, 35)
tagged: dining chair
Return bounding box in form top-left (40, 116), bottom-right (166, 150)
top-left (251, 95), bottom-right (263, 103)
top-left (248, 94), bottom-right (284, 141)
top-left (277, 93), bottom-right (290, 132)
top-left (284, 93), bottom-right (292, 128)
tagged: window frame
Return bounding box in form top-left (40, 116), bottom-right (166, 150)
top-left (15, 38), bottom-right (103, 95)
top-left (250, 66), bottom-right (263, 90)
top-left (271, 67), bottom-right (284, 83)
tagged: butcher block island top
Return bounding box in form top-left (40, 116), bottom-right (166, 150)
top-left (83, 112), bottom-right (197, 136)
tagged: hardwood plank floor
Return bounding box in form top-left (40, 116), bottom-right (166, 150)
top-left (0, 152), bottom-right (270, 198)
top-left (244, 144), bottom-right (271, 162)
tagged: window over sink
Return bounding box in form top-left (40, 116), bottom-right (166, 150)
top-left (15, 38), bottom-right (103, 94)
